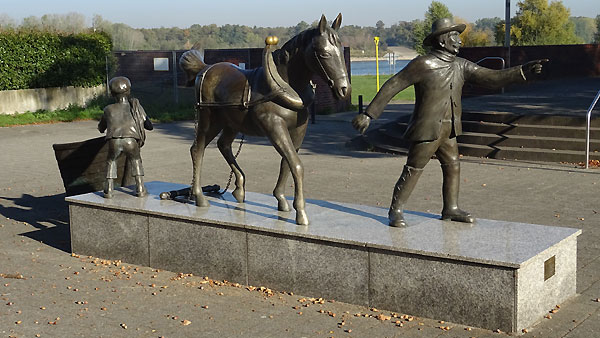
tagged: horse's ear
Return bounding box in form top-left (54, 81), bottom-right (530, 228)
top-left (318, 14), bottom-right (327, 33)
top-left (331, 13), bottom-right (342, 30)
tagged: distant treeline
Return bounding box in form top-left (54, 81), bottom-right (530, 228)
top-left (0, 12), bottom-right (597, 57)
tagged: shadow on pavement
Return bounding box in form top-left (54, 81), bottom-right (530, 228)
top-left (152, 121), bottom-right (196, 142)
top-left (0, 193), bottom-right (71, 253)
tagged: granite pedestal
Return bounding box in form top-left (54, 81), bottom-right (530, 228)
top-left (66, 181), bottom-right (580, 332)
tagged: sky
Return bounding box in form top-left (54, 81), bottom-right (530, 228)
top-left (1, 0), bottom-right (598, 29)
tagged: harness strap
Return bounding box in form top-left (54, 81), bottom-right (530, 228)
top-left (314, 51), bottom-right (334, 88)
top-left (196, 67), bottom-right (278, 110)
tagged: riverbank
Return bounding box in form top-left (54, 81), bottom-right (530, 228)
top-left (351, 46), bottom-right (418, 62)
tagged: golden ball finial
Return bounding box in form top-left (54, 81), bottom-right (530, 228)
top-left (265, 36), bottom-right (279, 46)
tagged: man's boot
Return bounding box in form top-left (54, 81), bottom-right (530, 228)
top-left (103, 178), bottom-right (114, 199)
top-left (389, 165), bottom-right (423, 227)
top-left (441, 162), bottom-right (475, 223)
top-left (135, 175), bottom-right (147, 197)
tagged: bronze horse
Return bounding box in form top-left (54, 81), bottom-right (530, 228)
top-left (178, 14), bottom-right (349, 225)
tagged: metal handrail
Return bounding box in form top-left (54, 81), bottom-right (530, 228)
top-left (476, 56), bottom-right (506, 70)
top-left (476, 57), bottom-right (506, 94)
top-left (584, 90), bottom-right (600, 169)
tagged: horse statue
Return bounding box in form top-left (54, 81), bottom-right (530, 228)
top-left (173, 13), bottom-right (349, 225)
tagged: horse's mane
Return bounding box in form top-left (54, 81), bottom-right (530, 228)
top-left (273, 28), bottom-right (319, 64)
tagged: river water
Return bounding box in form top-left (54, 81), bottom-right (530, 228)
top-left (351, 59), bottom-right (410, 76)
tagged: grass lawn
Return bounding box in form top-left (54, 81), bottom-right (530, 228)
top-left (350, 75), bottom-right (414, 106)
top-left (0, 96), bottom-right (196, 127)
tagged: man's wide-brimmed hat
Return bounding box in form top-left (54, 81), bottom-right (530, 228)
top-left (423, 18), bottom-right (466, 46)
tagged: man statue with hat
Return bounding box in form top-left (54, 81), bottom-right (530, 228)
top-left (352, 18), bottom-right (548, 227)
top-left (98, 76), bottom-right (154, 198)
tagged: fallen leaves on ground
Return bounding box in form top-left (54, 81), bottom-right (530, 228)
top-left (0, 273), bottom-right (26, 279)
top-left (578, 160), bottom-right (600, 168)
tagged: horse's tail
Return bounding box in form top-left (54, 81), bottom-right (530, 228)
top-left (179, 49), bottom-right (207, 87)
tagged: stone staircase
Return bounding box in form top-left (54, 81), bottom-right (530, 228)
top-left (360, 111), bottom-right (600, 164)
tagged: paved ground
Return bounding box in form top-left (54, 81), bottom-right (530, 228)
top-left (1, 78), bottom-right (600, 337)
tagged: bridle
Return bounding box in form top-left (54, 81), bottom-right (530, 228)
top-left (313, 50), bottom-right (337, 89)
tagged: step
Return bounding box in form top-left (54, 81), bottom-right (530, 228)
top-left (456, 143), bottom-right (600, 163)
top-left (363, 131), bottom-right (409, 154)
top-left (374, 121), bottom-right (600, 140)
top-left (462, 121), bottom-right (600, 139)
top-left (461, 111), bottom-right (600, 127)
top-left (374, 123), bottom-right (600, 152)
top-left (67, 181), bottom-right (580, 333)
top-left (363, 130), bottom-right (600, 163)
top-left (383, 112), bottom-right (599, 128)
top-left (457, 132), bottom-right (600, 152)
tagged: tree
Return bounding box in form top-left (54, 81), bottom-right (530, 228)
top-left (475, 17), bottom-right (502, 32)
top-left (20, 16), bottom-right (42, 31)
top-left (16, 13), bottom-right (88, 33)
top-left (474, 17), bottom-right (502, 45)
top-left (293, 21), bottom-right (309, 35)
top-left (495, 0), bottom-right (582, 45)
top-left (375, 20), bottom-right (385, 38)
top-left (340, 24), bottom-right (376, 57)
top-left (456, 17), bottom-right (493, 47)
top-left (386, 21), bottom-right (416, 47)
top-left (571, 17), bottom-right (596, 43)
top-left (594, 15), bottom-right (600, 43)
top-left (412, 1), bottom-right (453, 55)
top-left (0, 14), bottom-right (16, 30)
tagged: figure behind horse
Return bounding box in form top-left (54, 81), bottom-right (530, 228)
top-left (177, 13), bottom-right (350, 225)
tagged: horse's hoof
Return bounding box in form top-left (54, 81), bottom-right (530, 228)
top-left (195, 196), bottom-right (210, 207)
top-left (296, 210), bottom-right (309, 225)
top-left (136, 186), bottom-right (147, 197)
top-left (277, 199), bottom-right (290, 212)
top-left (232, 188), bottom-right (245, 203)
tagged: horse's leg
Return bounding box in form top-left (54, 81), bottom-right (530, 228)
top-left (217, 127), bottom-right (246, 203)
top-left (273, 122), bottom-right (308, 212)
top-left (190, 112), bottom-right (221, 207)
top-left (263, 120), bottom-right (308, 225)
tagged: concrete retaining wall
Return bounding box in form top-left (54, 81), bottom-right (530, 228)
top-left (0, 85), bottom-right (106, 115)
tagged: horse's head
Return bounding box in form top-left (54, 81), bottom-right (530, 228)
top-left (305, 14), bottom-right (350, 100)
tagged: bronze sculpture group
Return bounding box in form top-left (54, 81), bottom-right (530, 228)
top-left (102, 16), bottom-right (548, 227)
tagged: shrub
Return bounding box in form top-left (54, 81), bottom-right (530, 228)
top-left (0, 31), bottom-right (112, 90)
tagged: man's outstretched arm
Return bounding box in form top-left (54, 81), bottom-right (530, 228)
top-left (352, 62), bottom-right (417, 134)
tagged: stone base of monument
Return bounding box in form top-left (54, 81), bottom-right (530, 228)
top-left (66, 181), bottom-right (580, 332)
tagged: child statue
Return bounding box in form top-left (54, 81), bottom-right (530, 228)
top-left (98, 76), bottom-right (153, 198)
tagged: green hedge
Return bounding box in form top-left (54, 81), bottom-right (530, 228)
top-left (0, 32), bottom-right (112, 90)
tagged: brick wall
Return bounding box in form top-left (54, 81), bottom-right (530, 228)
top-left (112, 50), bottom-right (187, 86)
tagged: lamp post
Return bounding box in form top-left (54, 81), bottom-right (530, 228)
top-left (374, 36), bottom-right (380, 92)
